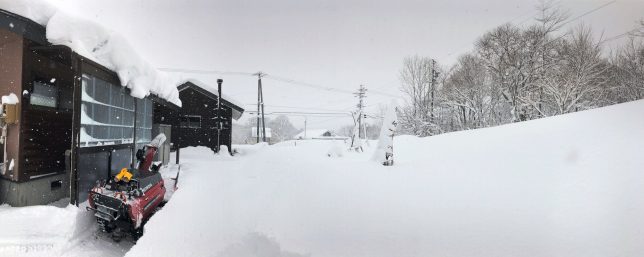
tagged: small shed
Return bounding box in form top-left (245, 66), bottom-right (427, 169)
top-left (174, 80), bottom-right (244, 154)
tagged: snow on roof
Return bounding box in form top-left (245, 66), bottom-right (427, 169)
top-left (294, 129), bottom-right (335, 139)
top-left (0, 0), bottom-right (182, 106)
top-left (179, 79), bottom-right (244, 110)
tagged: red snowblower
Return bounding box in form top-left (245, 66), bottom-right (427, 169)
top-left (87, 134), bottom-right (168, 241)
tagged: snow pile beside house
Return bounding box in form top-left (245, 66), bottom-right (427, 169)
top-left (129, 99), bottom-right (644, 257)
top-left (0, 203), bottom-right (129, 256)
top-left (0, 0), bottom-right (181, 106)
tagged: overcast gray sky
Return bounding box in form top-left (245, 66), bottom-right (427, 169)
top-left (59, 0), bottom-right (643, 131)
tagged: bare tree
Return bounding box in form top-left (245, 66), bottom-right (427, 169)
top-left (442, 54), bottom-right (498, 130)
top-left (540, 25), bottom-right (609, 114)
top-left (612, 38), bottom-right (644, 101)
top-left (399, 55), bottom-right (441, 136)
top-left (395, 2), bottom-right (643, 138)
top-left (477, 24), bottom-right (545, 122)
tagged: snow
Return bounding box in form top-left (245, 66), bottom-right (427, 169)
top-left (371, 103), bottom-right (398, 164)
top-left (181, 79), bottom-right (244, 109)
top-left (294, 129), bottom-right (346, 140)
top-left (2, 96), bottom-right (643, 256)
top-left (127, 99), bottom-right (644, 257)
top-left (0, 203), bottom-right (133, 257)
top-left (1, 93), bottom-right (19, 105)
top-left (148, 133), bottom-right (167, 148)
top-left (0, 160), bottom-right (182, 257)
top-left (0, 0), bottom-right (182, 106)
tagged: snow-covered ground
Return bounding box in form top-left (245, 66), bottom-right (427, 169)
top-left (2, 99), bottom-right (643, 257)
top-left (0, 201), bottom-right (133, 257)
top-left (0, 166), bottom-right (179, 257)
top-left (128, 100), bottom-right (644, 257)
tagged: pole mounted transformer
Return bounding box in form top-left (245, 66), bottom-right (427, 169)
top-left (216, 78), bottom-right (223, 153)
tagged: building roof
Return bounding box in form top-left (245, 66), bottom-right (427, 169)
top-left (177, 80), bottom-right (245, 120)
top-left (0, 3), bottom-right (182, 106)
top-left (295, 129), bottom-right (335, 139)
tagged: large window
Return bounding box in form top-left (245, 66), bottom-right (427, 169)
top-left (180, 115), bottom-right (201, 128)
top-left (136, 98), bottom-right (153, 149)
top-left (80, 74), bottom-right (135, 147)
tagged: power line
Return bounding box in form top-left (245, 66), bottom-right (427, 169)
top-left (158, 67), bottom-right (401, 98)
top-left (441, 0), bottom-right (617, 61)
top-left (441, 6), bottom-right (541, 60)
top-left (600, 27), bottom-right (643, 44)
top-left (264, 75), bottom-right (362, 95)
top-left (246, 111), bottom-right (351, 116)
top-left (558, 0), bottom-right (616, 29)
top-left (306, 116), bottom-right (351, 126)
top-left (541, 0), bottom-right (617, 47)
top-left (265, 74), bottom-right (401, 98)
top-left (242, 103), bottom-right (350, 113)
top-left (158, 68), bottom-right (255, 76)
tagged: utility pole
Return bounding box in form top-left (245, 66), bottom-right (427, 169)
top-left (216, 79), bottom-right (223, 153)
top-left (253, 72), bottom-right (267, 143)
top-left (355, 85), bottom-right (367, 139)
top-left (304, 116), bottom-right (307, 138)
top-left (429, 59), bottom-right (439, 124)
top-left (351, 85), bottom-right (367, 150)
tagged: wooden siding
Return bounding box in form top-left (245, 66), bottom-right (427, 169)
top-left (176, 87), bottom-right (233, 151)
top-left (0, 27), bottom-right (23, 181)
top-left (19, 43), bottom-right (74, 181)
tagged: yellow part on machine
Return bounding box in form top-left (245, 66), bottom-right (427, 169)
top-left (115, 168), bottom-right (133, 182)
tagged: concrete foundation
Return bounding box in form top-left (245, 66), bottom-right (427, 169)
top-left (0, 173), bottom-right (69, 207)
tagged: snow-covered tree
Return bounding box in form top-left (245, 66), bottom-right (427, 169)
top-left (398, 56), bottom-right (442, 136)
top-left (372, 103), bottom-right (398, 166)
top-left (540, 25), bottom-right (610, 114)
top-left (611, 38), bottom-right (644, 102)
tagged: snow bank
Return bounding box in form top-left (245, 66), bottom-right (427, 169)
top-left (0, 203), bottom-right (133, 257)
top-left (0, 0), bottom-right (181, 106)
top-left (129, 99), bottom-right (644, 257)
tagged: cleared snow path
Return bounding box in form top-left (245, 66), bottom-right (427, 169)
top-left (129, 100), bottom-right (644, 257)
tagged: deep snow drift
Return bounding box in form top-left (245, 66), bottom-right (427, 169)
top-left (128, 99), bottom-right (644, 257)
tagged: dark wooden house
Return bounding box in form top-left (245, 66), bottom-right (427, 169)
top-left (0, 9), bottom-right (179, 206)
top-left (175, 81), bottom-right (244, 155)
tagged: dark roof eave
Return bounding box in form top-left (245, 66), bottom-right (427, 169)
top-left (177, 82), bottom-right (245, 116)
top-left (0, 9), bottom-right (49, 45)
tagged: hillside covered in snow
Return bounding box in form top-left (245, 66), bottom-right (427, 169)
top-left (124, 99), bottom-right (644, 257)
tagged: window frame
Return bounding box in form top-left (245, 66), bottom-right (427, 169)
top-left (80, 73), bottom-right (136, 147)
top-left (29, 79), bottom-right (59, 108)
top-left (180, 115), bottom-right (202, 129)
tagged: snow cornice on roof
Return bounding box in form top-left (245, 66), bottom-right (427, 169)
top-left (0, 0), bottom-right (182, 106)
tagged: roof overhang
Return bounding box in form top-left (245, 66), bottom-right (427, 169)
top-left (177, 81), bottom-right (245, 120)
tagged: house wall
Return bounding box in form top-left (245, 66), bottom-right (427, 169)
top-left (20, 43), bottom-right (74, 182)
top-left (0, 27), bottom-right (23, 181)
top-left (176, 87), bottom-right (233, 152)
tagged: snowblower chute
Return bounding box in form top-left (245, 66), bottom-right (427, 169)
top-left (87, 134), bottom-right (167, 241)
